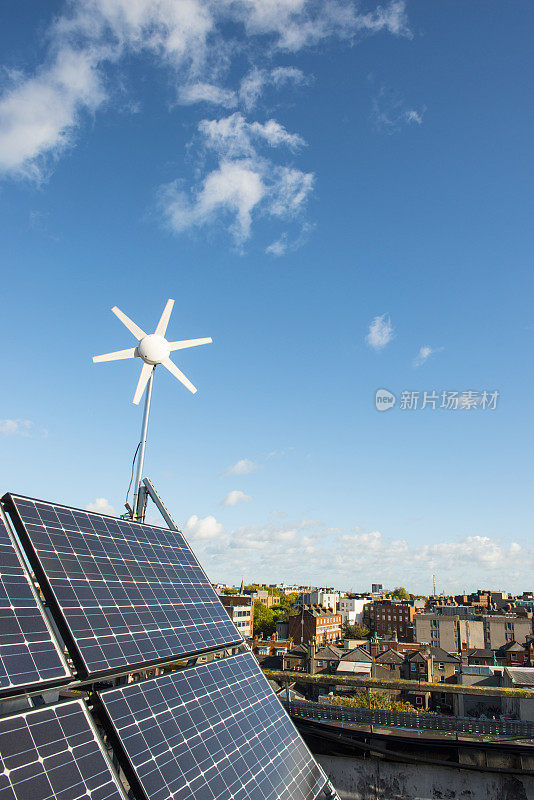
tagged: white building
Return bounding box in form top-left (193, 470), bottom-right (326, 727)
top-left (339, 597), bottom-right (367, 626)
top-left (299, 589), bottom-right (340, 612)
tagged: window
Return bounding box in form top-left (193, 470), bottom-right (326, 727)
top-left (438, 663), bottom-right (444, 670)
top-left (415, 696), bottom-right (423, 707)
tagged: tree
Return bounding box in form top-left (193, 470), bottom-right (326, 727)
top-left (391, 587), bottom-right (411, 601)
top-left (342, 622), bottom-right (370, 639)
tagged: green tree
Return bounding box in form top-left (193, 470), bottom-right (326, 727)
top-left (391, 587), bottom-right (411, 601)
top-left (342, 622), bottom-right (370, 639)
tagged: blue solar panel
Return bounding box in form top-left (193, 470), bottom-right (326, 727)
top-left (0, 507), bottom-right (70, 695)
top-left (0, 699), bottom-right (127, 800)
top-left (98, 652), bottom-right (327, 800)
top-left (4, 494), bottom-right (241, 679)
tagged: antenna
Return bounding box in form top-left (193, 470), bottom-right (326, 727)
top-left (93, 299), bottom-right (212, 520)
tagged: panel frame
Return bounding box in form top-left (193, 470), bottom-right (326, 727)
top-left (3, 493), bottom-right (242, 681)
top-left (95, 651), bottom-right (328, 800)
top-left (0, 503), bottom-right (71, 697)
top-left (0, 697), bottom-right (128, 800)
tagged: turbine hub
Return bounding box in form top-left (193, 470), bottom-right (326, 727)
top-left (138, 334), bottom-right (170, 365)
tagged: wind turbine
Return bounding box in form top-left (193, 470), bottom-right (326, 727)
top-left (93, 299), bottom-right (212, 520)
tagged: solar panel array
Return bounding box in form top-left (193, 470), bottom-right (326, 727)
top-left (0, 493), bottom-right (330, 800)
top-left (0, 509), bottom-right (70, 695)
top-left (0, 699), bottom-right (126, 800)
top-left (98, 652), bottom-right (326, 800)
top-left (5, 494), bottom-right (241, 679)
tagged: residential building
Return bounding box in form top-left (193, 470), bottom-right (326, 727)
top-left (371, 584), bottom-right (383, 594)
top-left (414, 613), bottom-right (484, 652)
top-left (364, 599), bottom-right (417, 640)
top-left (336, 647), bottom-right (373, 675)
top-left (401, 646), bottom-right (460, 712)
top-left (482, 614), bottom-right (532, 650)
top-left (220, 594), bottom-right (254, 638)
top-left (252, 589), bottom-right (277, 608)
top-left (251, 633), bottom-right (291, 658)
top-left (289, 606), bottom-right (342, 646)
top-left (338, 596), bottom-right (367, 626)
top-left (298, 589), bottom-right (339, 612)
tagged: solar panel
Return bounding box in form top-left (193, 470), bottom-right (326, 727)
top-left (0, 507), bottom-right (70, 695)
top-left (3, 494), bottom-right (241, 679)
top-left (0, 699), bottom-right (127, 800)
top-left (97, 652), bottom-right (327, 800)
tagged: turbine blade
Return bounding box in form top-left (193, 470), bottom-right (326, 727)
top-left (162, 358), bottom-right (197, 394)
top-left (168, 337), bottom-right (212, 351)
top-left (133, 363), bottom-right (154, 405)
top-left (93, 347), bottom-right (137, 363)
top-left (112, 306), bottom-right (146, 341)
top-left (155, 298), bottom-right (174, 337)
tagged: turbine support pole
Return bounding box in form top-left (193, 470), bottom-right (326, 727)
top-left (134, 367), bottom-right (155, 521)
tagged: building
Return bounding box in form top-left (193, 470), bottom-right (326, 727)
top-left (371, 584), bottom-right (383, 594)
top-left (251, 633), bottom-right (291, 658)
top-left (338, 596), bottom-right (367, 626)
top-left (483, 614), bottom-right (532, 650)
top-left (336, 647), bottom-right (373, 675)
top-left (289, 606), bottom-right (342, 646)
top-left (298, 589), bottom-right (339, 612)
top-left (252, 589), bottom-right (277, 608)
top-left (220, 594), bottom-right (254, 638)
top-left (413, 613), bottom-right (485, 652)
top-left (364, 599), bottom-right (418, 640)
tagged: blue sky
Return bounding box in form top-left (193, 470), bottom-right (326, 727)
top-left (1, 1), bottom-right (533, 593)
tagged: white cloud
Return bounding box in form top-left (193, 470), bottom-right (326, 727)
top-left (414, 344), bottom-right (443, 367)
top-left (222, 490), bottom-right (253, 507)
top-left (0, 48), bottom-right (104, 180)
top-left (177, 82), bottom-right (237, 107)
top-left (198, 113), bottom-right (306, 157)
top-left (0, 419), bottom-right (34, 436)
top-left (184, 514), bottom-right (224, 539)
top-left (223, 458), bottom-right (257, 476)
top-left (85, 497), bottom-right (117, 516)
top-left (191, 512), bottom-right (533, 592)
top-left (239, 66), bottom-right (308, 111)
top-left (0, 0), bottom-right (412, 183)
top-left (159, 160), bottom-right (266, 244)
top-left (366, 313), bottom-right (394, 351)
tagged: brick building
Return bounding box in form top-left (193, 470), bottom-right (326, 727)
top-left (289, 606), bottom-right (342, 646)
top-left (220, 594), bottom-right (254, 638)
top-left (364, 600), bottom-right (417, 640)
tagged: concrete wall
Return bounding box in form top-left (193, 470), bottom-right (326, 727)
top-left (317, 753), bottom-right (534, 800)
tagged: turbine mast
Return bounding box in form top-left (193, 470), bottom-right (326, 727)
top-left (134, 367), bottom-right (154, 521)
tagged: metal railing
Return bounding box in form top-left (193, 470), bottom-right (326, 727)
top-left (283, 700), bottom-right (534, 738)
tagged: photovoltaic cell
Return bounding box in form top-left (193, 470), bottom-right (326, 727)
top-left (0, 699), bottom-right (126, 800)
top-left (98, 652), bottom-right (327, 800)
top-left (4, 495), bottom-right (241, 679)
top-left (0, 508), bottom-right (70, 695)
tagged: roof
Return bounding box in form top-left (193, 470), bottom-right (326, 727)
top-left (286, 644), bottom-right (307, 656)
top-left (339, 647), bottom-right (373, 663)
top-left (407, 647), bottom-right (460, 664)
top-left (505, 667), bottom-right (534, 686)
top-left (375, 649), bottom-right (404, 664)
top-left (498, 641), bottom-right (524, 653)
top-left (314, 646), bottom-right (342, 661)
top-left (467, 648), bottom-right (496, 658)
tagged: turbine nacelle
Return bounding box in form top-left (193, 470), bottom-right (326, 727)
top-left (93, 299), bottom-right (212, 404)
top-left (137, 334), bottom-right (171, 365)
